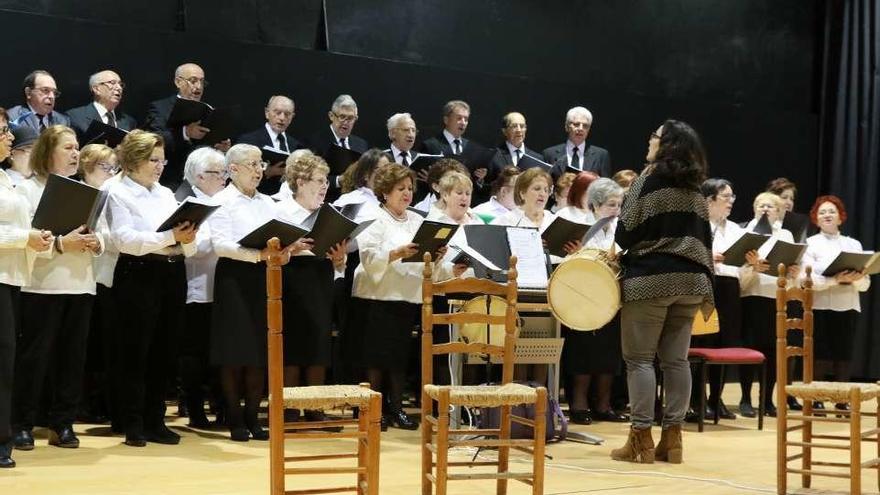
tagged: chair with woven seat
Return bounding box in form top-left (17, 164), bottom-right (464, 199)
top-left (266, 238), bottom-right (382, 495)
top-left (776, 264), bottom-right (880, 495)
top-left (687, 346), bottom-right (766, 432)
top-left (420, 253), bottom-right (546, 495)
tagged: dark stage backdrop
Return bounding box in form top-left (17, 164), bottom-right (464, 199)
top-left (0, 1), bottom-right (820, 221)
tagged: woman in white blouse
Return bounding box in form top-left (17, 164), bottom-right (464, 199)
top-left (738, 192), bottom-right (796, 418)
top-left (12, 126), bottom-right (103, 451)
top-left (555, 171), bottom-right (599, 225)
top-left (274, 151), bottom-right (347, 423)
top-left (208, 144), bottom-right (303, 442)
top-left (802, 195), bottom-right (869, 411)
top-left (105, 130), bottom-right (199, 447)
top-left (0, 109), bottom-right (52, 468)
top-left (471, 165), bottom-right (519, 223)
top-left (350, 163), bottom-right (464, 429)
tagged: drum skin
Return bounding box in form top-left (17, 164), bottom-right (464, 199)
top-left (547, 249), bottom-right (620, 331)
top-left (458, 296), bottom-right (519, 345)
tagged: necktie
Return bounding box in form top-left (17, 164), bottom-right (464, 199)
top-left (514, 149), bottom-right (522, 165)
top-left (571, 147), bottom-right (580, 169)
top-left (339, 137), bottom-right (347, 149)
top-left (36, 114), bottom-right (46, 132)
top-left (453, 139), bottom-right (462, 155)
top-left (400, 151), bottom-right (410, 167)
top-left (278, 134), bottom-right (288, 152)
top-left (106, 111), bottom-right (117, 128)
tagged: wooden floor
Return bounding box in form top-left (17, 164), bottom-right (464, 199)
top-left (3, 393), bottom-right (879, 495)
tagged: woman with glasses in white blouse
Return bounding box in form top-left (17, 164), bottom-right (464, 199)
top-left (105, 130), bottom-right (199, 447)
top-left (0, 108), bottom-right (53, 468)
top-left (12, 125), bottom-right (103, 451)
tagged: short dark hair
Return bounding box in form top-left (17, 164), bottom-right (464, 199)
top-left (651, 119), bottom-right (707, 189)
top-left (491, 166), bottom-right (520, 196)
top-left (766, 177), bottom-right (797, 198)
top-left (23, 70), bottom-right (52, 91)
top-left (350, 148), bottom-right (388, 190)
top-left (426, 158), bottom-right (468, 189)
top-left (442, 100), bottom-right (470, 117)
top-left (700, 178), bottom-right (733, 199)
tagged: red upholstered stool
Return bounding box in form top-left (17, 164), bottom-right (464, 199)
top-left (688, 347), bottom-right (766, 432)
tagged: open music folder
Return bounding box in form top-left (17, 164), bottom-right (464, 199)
top-left (237, 219), bottom-right (309, 250)
top-left (541, 216), bottom-right (591, 257)
top-left (32, 174), bottom-right (108, 234)
top-left (155, 197), bottom-right (220, 232)
top-left (822, 251), bottom-right (880, 276)
top-left (402, 220), bottom-right (459, 263)
top-left (722, 231), bottom-right (770, 267)
top-left (303, 203), bottom-right (375, 257)
top-left (166, 98), bottom-right (238, 145)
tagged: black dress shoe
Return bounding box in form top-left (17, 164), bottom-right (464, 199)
top-left (715, 400), bottom-right (737, 420)
top-left (592, 409), bottom-right (629, 422)
top-left (739, 401), bottom-right (756, 418)
top-left (304, 410), bottom-right (343, 432)
top-left (569, 409), bottom-right (592, 425)
top-left (48, 426), bottom-right (80, 448)
top-left (684, 408), bottom-right (701, 423)
top-left (229, 427), bottom-right (250, 442)
top-left (145, 425), bottom-right (181, 445)
top-left (811, 401), bottom-right (826, 416)
top-left (764, 403), bottom-right (777, 417)
top-left (124, 433), bottom-right (147, 447)
top-left (380, 416), bottom-right (388, 432)
top-left (12, 430), bottom-right (34, 451)
top-left (0, 442), bottom-right (15, 468)
top-left (786, 395), bottom-right (803, 411)
top-left (386, 410), bottom-right (418, 430)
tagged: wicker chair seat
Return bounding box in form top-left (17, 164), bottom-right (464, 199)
top-left (786, 381), bottom-right (880, 403)
top-left (280, 385), bottom-right (379, 410)
top-left (424, 383), bottom-right (537, 407)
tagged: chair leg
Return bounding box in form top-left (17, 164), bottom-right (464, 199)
top-left (532, 388), bottom-right (547, 495)
top-left (698, 360), bottom-right (707, 433)
top-left (758, 362), bottom-right (765, 431)
top-left (437, 390), bottom-right (450, 495)
top-left (496, 404), bottom-right (511, 495)
top-left (367, 392), bottom-right (382, 495)
top-left (851, 390), bottom-right (861, 495)
top-left (777, 378), bottom-right (787, 495)
top-left (421, 391), bottom-right (433, 495)
top-left (713, 365), bottom-right (724, 425)
top-left (876, 397), bottom-right (880, 493)
top-left (358, 396), bottom-right (368, 495)
top-left (802, 397), bottom-right (812, 488)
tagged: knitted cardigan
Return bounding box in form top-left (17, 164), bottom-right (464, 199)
top-left (615, 172), bottom-right (715, 313)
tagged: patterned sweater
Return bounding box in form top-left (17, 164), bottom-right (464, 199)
top-left (615, 172), bottom-right (715, 312)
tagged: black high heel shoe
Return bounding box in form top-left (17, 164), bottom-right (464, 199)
top-left (786, 395), bottom-right (803, 411)
top-left (0, 442), bottom-right (15, 468)
top-left (569, 409), bottom-right (592, 425)
top-left (385, 410), bottom-right (418, 430)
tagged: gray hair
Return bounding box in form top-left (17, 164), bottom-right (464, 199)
top-left (331, 94), bottom-right (357, 113)
top-left (586, 178), bottom-right (622, 211)
top-left (386, 112), bottom-right (414, 132)
top-left (442, 100), bottom-right (470, 117)
top-left (566, 106), bottom-right (593, 125)
top-left (87, 72), bottom-right (102, 88)
top-left (184, 147), bottom-right (226, 184)
top-left (225, 143), bottom-right (261, 167)
top-left (267, 94), bottom-right (294, 108)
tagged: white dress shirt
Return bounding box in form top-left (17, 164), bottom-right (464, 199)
top-left (426, 207), bottom-right (484, 277)
top-left (739, 224), bottom-right (795, 299)
top-left (711, 219), bottom-right (749, 279)
top-left (17, 177), bottom-right (104, 295)
top-left (5, 169), bottom-right (30, 186)
top-left (472, 197), bottom-right (511, 219)
top-left (413, 192), bottom-right (438, 213)
top-left (555, 206), bottom-right (596, 225)
top-left (802, 232), bottom-right (870, 311)
top-left (389, 144), bottom-right (416, 165)
top-left (353, 206), bottom-right (454, 304)
top-left (184, 186), bottom-right (220, 303)
top-left (106, 176), bottom-right (197, 257)
top-left (208, 184), bottom-right (277, 263)
top-left (585, 216), bottom-right (619, 251)
top-left (505, 142), bottom-right (526, 165)
top-left (330, 125), bottom-right (348, 148)
top-left (264, 123), bottom-right (289, 151)
top-left (565, 141), bottom-right (585, 169)
top-left (333, 187), bottom-right (380, 223)
top-left (443, 129), bottom-right (464, 153)
top-left (93, 101), bottom-right (115, 125)
top-left (0, 170), bottom-right (36, 288)
top-left (492, 207), bottom-right (561, 263)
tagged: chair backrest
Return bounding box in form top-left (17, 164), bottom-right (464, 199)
top-left (776, 263), bottom-right (814, 399)
top-left (421, 252), bottom-right (519, 388)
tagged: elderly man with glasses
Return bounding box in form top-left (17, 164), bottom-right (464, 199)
top-left (67, 69), bottom-right (137, 144)
top-left (7, 70), bottom-right (70, 133)
top-left (306, 94), bottom-right (370, 202)
top-left (237, 95), bottom-right (303, 195)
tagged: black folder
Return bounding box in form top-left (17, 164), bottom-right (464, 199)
top-left (722, 232), bottom-right (771, 267)
top-left (237, 219), bottom-right (309, 250)
top-left (463, 224), bottom-right (512, 271)
top-left (261, 146), bottom-right (290, 166)
top-left (822, 251), bottom-right (880, 276)
top-left (517, 154), bottom-right (553, 171)
top-left (32, 174), bottom-right (108, 234)
top-left (155, 197), bottom-right (220, 232)
top-left (165, 98), bottom-right (237, 145)
top-left (200, 106), bottom-right (238, 145)
top-left (764, 240), bottom-right (807, 268)
top-left (324, 145), bottom-right (362, 176)
top-left (83, 119), bottom-right (129, 148)
top-left (409, 153), bottom-right (444, 176)
top-left (752, 213), bottom-right (773, 235)
top-left (402, 220), bottom-right (459, 262)
top-left (541, 216), bottom-right (591, 257)
top-left (335, 202), bottom-right (363, 220)
top-left (306, 203), bottom-right (375, 257)
top-left (456, 142), bottom-right (495, 172)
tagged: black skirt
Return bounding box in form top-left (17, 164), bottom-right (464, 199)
top-left (281, 256), bottom-right (334, 367)
top-left (348, 297), bottom-right (420, 372)
top-left (740, 296), bottom-right (776, 357)
top-left (813, 309), bottom-right (857, 361)
top-left (210, 258), bottom-right (267, 367)
top-left (691, 276), bottom-right (742, 348)
top-left (561, 314), bottom-right (622, 375)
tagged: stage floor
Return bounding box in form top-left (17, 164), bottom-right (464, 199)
top-left (3, 392), bottom-right (878, 495)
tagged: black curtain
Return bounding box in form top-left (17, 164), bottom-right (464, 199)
top-left (818, 0), bottom-right (880, 379)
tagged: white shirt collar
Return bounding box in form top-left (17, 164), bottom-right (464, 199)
top-left (566, 140), bottom-right (584, 155)
top-left (443, 129), bottom-right (462, 148)
top-left (506, 142), bottom-right (525, 156)
top-left (93, 101), bottom-right (112, 122)
top-left (264, 123), bottom-right (284, 144)
top-left (390, 144), bottom-right (411, 161)
top-left (122, 175), bottom-right (159, 198)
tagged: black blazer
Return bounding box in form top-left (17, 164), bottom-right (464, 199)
top-left (66, 103), bottom-right (137, 144)
top-left (490, 142), bottom-right (543, 174)
top-left (306, 126), bottom-right (369, 201)
top-left (144, 95), bottom-right (195, 189)
top-left (420, 134), bottom-right (494, 204)
top-left (542, 142), bottom-right (612, 180)
top-left (237, 126), bottom-right (303, 195)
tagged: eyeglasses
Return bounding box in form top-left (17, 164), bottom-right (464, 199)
top-left (242, 160), bottom-right (268, 171)
top-left (202, 169), bottom-right (229, 180)
top-left (506, 123), bottom-right (527, 130)
top-left (97, 80), bottom-right (125, 89)
top-left (650, 132), bottom-right (661, 140)
top-left (177, 76), bottom-right (208, 87)
top-left (332, 112), bottom-right (358, 123)
top-left (97, 162), bottom-right (120, 174)
top-left (149, 158), bottom-right (168, 167)
top-left (307, 177), bottom-right (330, 186)
top-left (31, 87), bottom-right (61, 98)
top-left (717, 193), bottom-right (736, 201)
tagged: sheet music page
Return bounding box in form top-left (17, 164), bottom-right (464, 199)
top-left (505, 227), bottom-right (548, 288)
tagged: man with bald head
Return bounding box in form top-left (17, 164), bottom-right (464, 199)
top-left (145, 63), bottom-right (228, 188)
top-left (67, 69), bottom-right (137, 144)
top-left (489, 111), bottom-right (543, 173)
top-left (237, 95), bottom-right (303, 194)
top-left (7, 70), bottom-right (70, 133)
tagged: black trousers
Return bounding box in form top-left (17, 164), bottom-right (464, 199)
top-left (0, 283), bottom-right (20, 444)
top-left (181, 302), bottom-right (213, 414)
top-left (12, 292), bottom-right (93, 431)
top-left (113, 256), bottom-right (186, 435)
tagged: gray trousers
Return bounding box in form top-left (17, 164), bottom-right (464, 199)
top-left (621, 295), bottom-right (703, 430)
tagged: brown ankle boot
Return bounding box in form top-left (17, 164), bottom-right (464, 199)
top-left (655, 424), bottom-right (683, 463)
top-left (610, 426), bottom-right (655, 463)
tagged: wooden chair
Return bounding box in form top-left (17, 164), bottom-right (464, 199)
top-left (420, 253), bottom-right (546, 495)
top-left (266, 238), bottom-right (382, 495)
top-left (776, 264), bottom-right (880, 494)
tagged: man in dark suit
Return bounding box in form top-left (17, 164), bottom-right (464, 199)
top-left (542, 106), bottom-right (611, 180)
top-left (489, 111), bottom-right (543, 173)
top-left (66, 69), bottom-right (137, 144)
top-left (307, 94), bottom-right (369, 201)
top-left (237, 95), bottom-right (301, 195)
top-left (7, 70), bottom-right (70, 133)
top-left (144, 63), bottom-right (229, 189)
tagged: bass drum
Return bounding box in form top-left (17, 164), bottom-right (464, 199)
top-left (458, 296), bottom-right (519, 345)
top-left (547, 248), bottom-right (620, 331)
